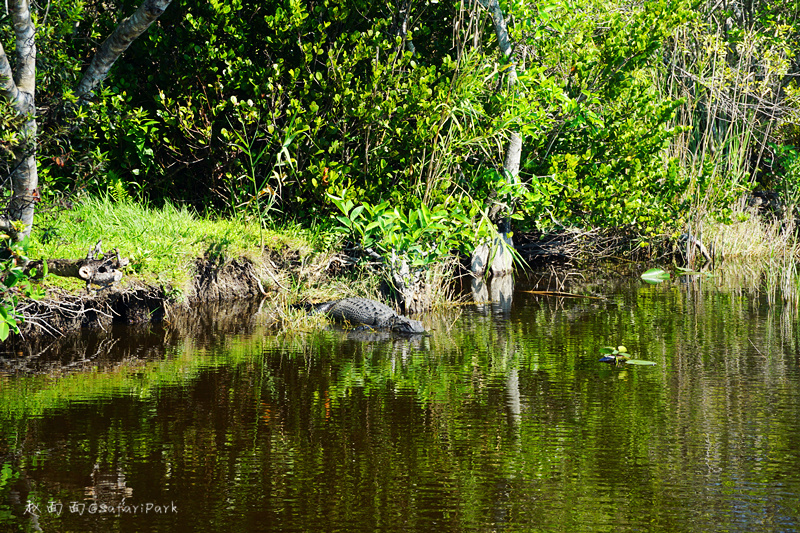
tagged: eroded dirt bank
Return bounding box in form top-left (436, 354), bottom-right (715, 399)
top-left (13, 256), bottom-right (273, 339)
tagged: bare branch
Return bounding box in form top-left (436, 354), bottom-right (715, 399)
top-left (76, 0), bottom-right (172, 100)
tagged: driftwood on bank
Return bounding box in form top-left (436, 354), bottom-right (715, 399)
top-left (26, 240), bottom-right (130, 289)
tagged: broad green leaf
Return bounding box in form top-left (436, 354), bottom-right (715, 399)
top-left (624, 359), bottom-right (657, 366)
top-left (419, 206), bottom-right (430, 226)
top-left (350, 205), bottom-right (365, 220)
top-left (335, 215), bottom-right (352, 229)
top-left (641, 268), bottom-right (670, 283)
top-left (3, 272), bottom-right (19, 288)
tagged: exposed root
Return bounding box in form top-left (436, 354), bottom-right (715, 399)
top-left (15, 290), bottom-right (116, 337)
top-left (515, 227), bottom-right (671, 265)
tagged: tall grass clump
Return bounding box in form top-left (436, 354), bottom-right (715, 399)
top-left (701, 204), bottom-right (793, 260)
top-left (698, 202), bottom-right (800, 304)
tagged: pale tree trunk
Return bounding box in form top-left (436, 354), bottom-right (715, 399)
top-left (75, 0), bottom-right (173, 100)
top-left (471, 0), bottom-right (522, 277)
top-left (0, 0), bottom-right (171, 240)
top-left (0, 0), bottom-right (37, 239)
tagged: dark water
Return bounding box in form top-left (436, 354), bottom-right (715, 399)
top-left (2, 274), bottom-right (800, 532)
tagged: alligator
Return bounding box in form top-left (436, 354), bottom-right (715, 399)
top-left (301, 297), bottom-right (426, 334)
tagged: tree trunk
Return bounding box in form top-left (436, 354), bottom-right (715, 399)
top-left (75, 0), bottom-right (173, 101)
top-left (0, 0), bottom-right (37, 239)
top-left (0, 0), bottom-right (172, 241)
top-left (471, 0), bottom-right (522, 277)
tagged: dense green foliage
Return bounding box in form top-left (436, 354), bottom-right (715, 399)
top-left (330, 194), bottom-right (494, 268)
top-left (0, 237), bottom-right (44, 340)
top-left (4, 0), bottom-right (800, 249)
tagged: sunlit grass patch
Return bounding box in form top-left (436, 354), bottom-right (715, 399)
top-left (29, 195), bottom-right (319, 294)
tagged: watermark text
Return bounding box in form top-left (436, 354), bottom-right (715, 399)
top-left (24, 499), bottom-right (177, 517)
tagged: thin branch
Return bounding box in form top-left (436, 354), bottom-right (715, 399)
top-left (475, 0), bottom-right (517, 84)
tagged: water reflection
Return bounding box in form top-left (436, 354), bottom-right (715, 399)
top-left (470, 272), bottom-right (514, 314)
top-left (2, 275), bottom-right (800, 532)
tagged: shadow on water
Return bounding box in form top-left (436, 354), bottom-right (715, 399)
top-left (2, 269), bottom-right (800, 532)
top-left (0, 299), bottom-right (266, 374)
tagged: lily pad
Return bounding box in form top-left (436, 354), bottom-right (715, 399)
top-left (624, 359), bottom-right (657, 366)
top-left (641, 268), bottom-right (670, 283)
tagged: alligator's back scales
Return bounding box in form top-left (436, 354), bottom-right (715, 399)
top-left (307, 297), bottom-right (426, 334)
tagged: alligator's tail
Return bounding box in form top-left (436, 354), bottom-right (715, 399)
top-left (291, 300), bottom-right (339, 314)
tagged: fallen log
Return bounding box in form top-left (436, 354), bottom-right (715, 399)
top-left (25, 239), bottom-right (130, 290)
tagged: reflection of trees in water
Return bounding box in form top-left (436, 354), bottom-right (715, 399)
top-left (2, 274), bottom-right (800, 531)
top-left (656, 278), bottom-right (800, 499)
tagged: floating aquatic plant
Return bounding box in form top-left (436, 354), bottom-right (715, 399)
top-left (598, 345), bottom-right (656, 366)
top-left (641, 268), bottom-right (670, 283)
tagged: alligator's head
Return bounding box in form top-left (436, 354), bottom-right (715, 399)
top-left (391, 316), bottom-right (427, 334)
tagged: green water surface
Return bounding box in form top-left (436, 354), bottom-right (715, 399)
top-left (1, 275), bottom-right (799, 532)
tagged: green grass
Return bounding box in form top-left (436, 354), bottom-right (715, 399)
top-left (29, 195), bottom-right (319, 295)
